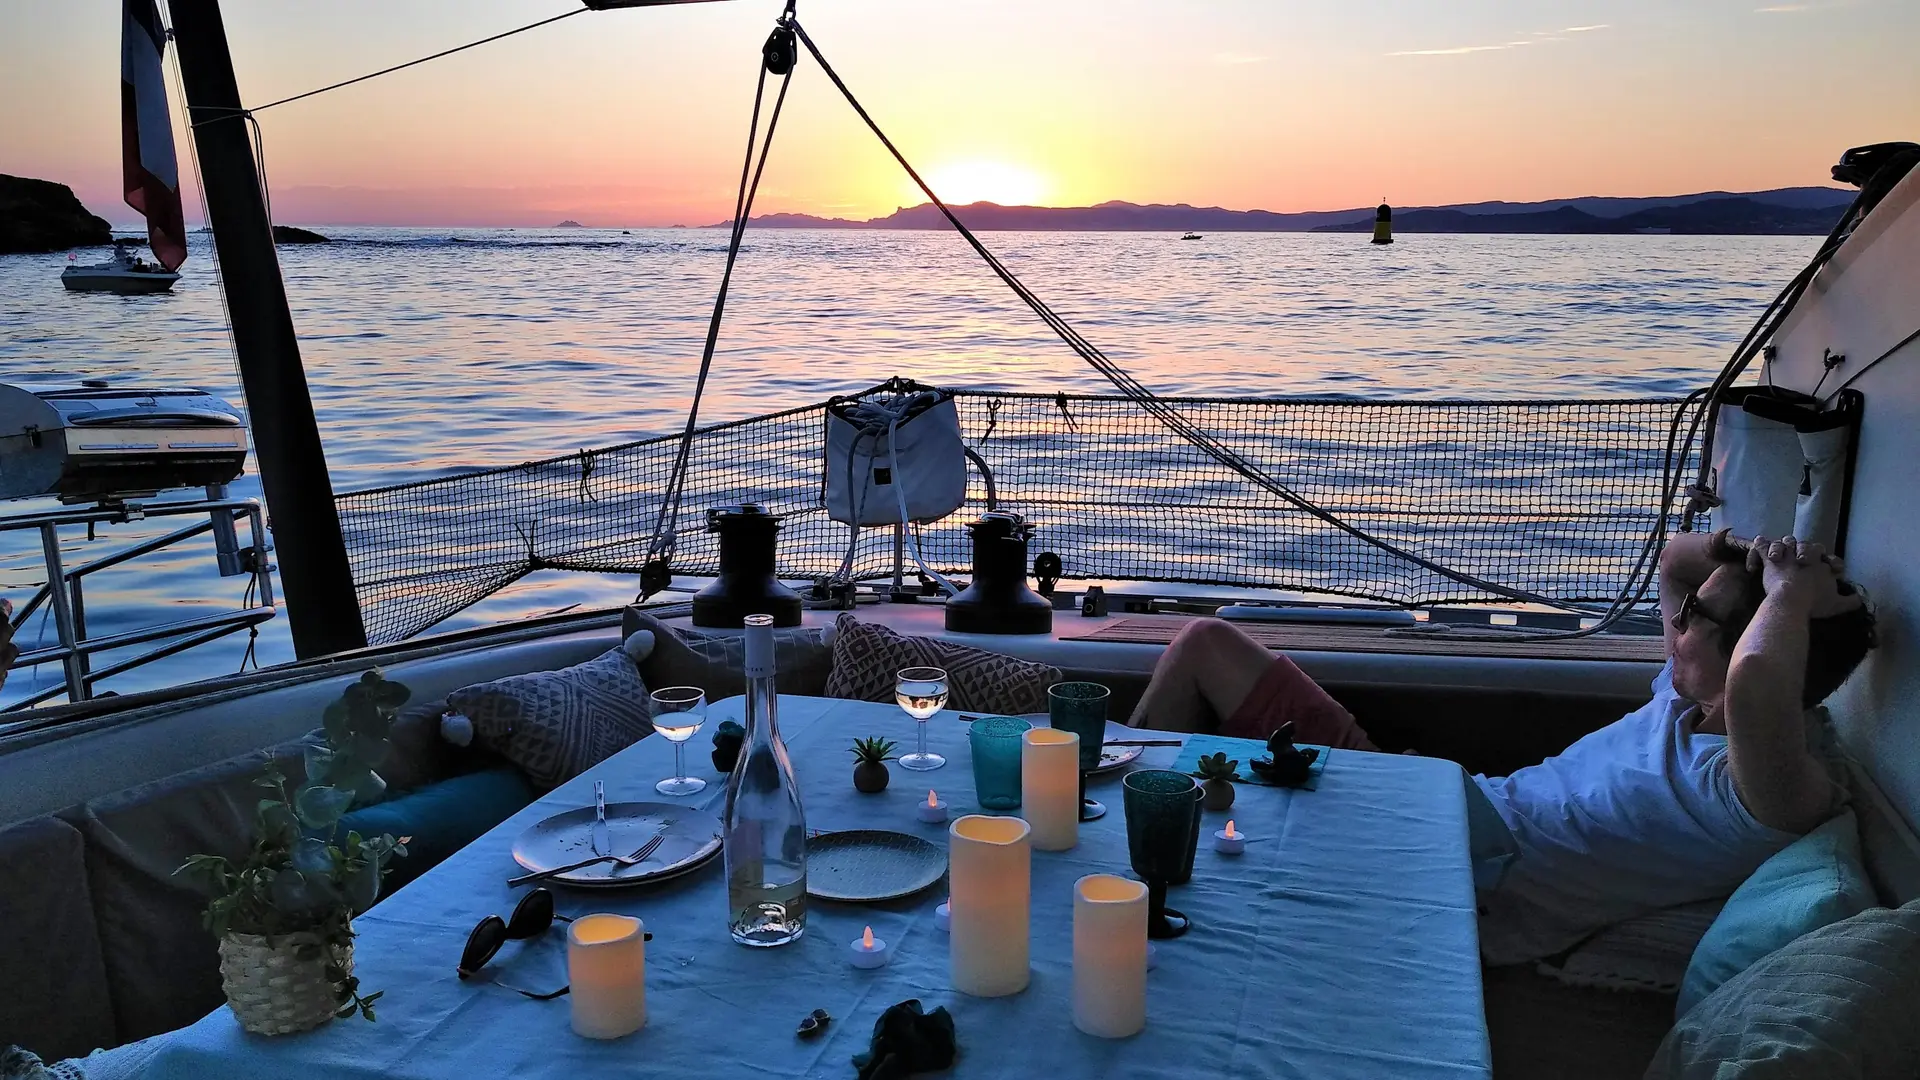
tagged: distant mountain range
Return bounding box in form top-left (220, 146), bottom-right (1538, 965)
top-left (718, 187), bottom-right (1855, 235)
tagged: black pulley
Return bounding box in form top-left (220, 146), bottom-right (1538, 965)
top-left (1033, 551), bottom-right (1062, 597)
top-left (946, 512), bottom-right (1052, 635)
top-left (763, 25), bottom-right (798, 75)
top-left (690, 504), bottom-right (802, 628)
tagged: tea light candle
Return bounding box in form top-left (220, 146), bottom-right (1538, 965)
top-left (1072, 874), bottom-right (1149, 1038)
top-left (935, 899), bottom-right (951, 932)
top-left (849, 925), bottom-right (892, 969)
top-left (917, 789), bottom-right (950, 823)
top-left (567, 913), bottom-right (647, 1039)
top-left (949, 815), bottom-right (1031, 997)
top-left (1213, 819), bottom-right (1247, 856)
top-left (1021, 728), bottom-right (1080, 852)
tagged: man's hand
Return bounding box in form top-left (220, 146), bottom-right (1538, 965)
top-left (1747, 536), bottom-right (1862, 620)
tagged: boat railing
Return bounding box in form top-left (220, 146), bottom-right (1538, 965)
top-left (3, 492), bottom-right (277, 711)
top-left (335, 381), bottom-right (1699, 646)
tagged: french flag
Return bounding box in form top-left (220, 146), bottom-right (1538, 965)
top-left (122, 0), bottom-right (186, 271)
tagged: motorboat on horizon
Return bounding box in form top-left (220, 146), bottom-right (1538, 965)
top-left (60, 241), bottom-right (179, 294)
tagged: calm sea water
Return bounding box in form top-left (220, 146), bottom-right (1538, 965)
top-left (0, 228), bottom-right (1817, 705)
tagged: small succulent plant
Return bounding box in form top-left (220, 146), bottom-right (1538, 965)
top-left (850, 737), bottom-right (900, 765)
top-left (1193, 751), bottom-right (1239, 811)
top-left (850, 736), bottom-right (898, 794)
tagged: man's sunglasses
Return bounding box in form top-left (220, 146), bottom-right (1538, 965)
top-left (458, 888), bottom-right (652, 1000)
top-left (1671, 592), bottom-right (1724, 634)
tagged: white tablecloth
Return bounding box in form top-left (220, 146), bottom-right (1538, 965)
top-left (127, 695), bottom-right (1490, 1078)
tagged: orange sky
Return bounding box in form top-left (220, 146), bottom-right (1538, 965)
top-left (5, 0), bottom-right (1917, 227)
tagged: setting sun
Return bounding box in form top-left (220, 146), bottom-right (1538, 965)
top-left (915, 161), bottom-right (1051, 207)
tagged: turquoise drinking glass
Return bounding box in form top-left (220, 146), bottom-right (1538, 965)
top-left (968, 716), bottom-right (1032, 811)
top-left (1048, 682), bottom-right (1111, 821)
top-left (1122, 769), bottom-right (1199, 939)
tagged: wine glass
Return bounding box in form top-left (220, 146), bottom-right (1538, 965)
top-left (651, 686), bottom-right (708, 795)
top-left (895, 666), bottom-right (949, 772)
top-left (1122, 769), bottom-right (1199, 939)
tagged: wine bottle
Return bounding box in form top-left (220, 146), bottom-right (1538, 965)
top-left (722, 614), bottom-right (808, 946)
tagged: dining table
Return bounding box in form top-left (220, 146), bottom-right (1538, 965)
top-left (126, 694), bottom-right (1493, 1079)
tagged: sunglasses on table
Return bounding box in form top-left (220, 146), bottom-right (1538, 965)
top-left (458, 887), bottom-right (652, 1001)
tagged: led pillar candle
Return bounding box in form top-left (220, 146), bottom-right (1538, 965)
top-left (1022, 729), bottom-right (1080, 852)
top-left (567, 913), bottom-right (647, 1039)
top-left (1072, 874), bottom-right (1148, 1039)
top-left (949, 815), bottom-right (1031, 997)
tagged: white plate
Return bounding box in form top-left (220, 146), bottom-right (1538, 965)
top-left (512, 801), bottom-right (723, 889)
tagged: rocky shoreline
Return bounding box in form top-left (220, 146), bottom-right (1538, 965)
top-left (0, 175), bottom-right (111, 254)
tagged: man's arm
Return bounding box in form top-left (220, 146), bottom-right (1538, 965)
top-left (1722, 537), bottom-right (1852, 834)
top-left (1659, 529), bottom-right (1732, 659)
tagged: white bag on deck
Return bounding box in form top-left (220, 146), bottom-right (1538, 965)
top-left (823, 388), bottom-right (967, 527)
top-left (1701, 388), bottom-right (1861, 549)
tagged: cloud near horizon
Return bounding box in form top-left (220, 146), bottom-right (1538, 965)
top-left (1390, 23), bottom-right (1610, 57)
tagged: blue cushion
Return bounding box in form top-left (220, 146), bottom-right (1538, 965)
top-left (1678, 809), bottom-right (1875, 1017)
top-left (340, 765), bottom-right (537, 897)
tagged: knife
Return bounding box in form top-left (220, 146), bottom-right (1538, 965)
top-left (591, 780), bottom-right (610, 857)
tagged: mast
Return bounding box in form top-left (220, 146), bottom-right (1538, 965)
top-left (168, 0), bottom-right (369, 657)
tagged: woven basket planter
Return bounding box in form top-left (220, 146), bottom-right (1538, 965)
top-left (218, 931), bottom-right (351, 1036)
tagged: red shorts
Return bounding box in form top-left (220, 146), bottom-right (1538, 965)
top-left (1221, 654), bottom-right (1379, 751)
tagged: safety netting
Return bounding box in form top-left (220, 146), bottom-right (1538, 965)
top-left (335, 382), bottom-right (1697, 645)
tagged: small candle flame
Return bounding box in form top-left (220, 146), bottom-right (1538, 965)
top-left (927, 789), bottom-right (938, 807)
top-left (862, 925), bottom-right (875, 949)
top-left (1225, 820), bottom-right (1239, 840)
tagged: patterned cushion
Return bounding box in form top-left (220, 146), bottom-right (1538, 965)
top-left (822, 613), bottom-right (1062, 715)
top-left (623, 609), bottom-right (834, 699)
top-left (1534, 899), bottom-right (1724, 995)
top-left (448, 640), bottom-right (653, 789)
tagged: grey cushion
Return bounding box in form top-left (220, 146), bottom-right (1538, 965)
top-left (623, 609), bottom-right (834, 699)
top-left (1646, 901), bottom-right (1920, 1079)
top-left (0, 816), bottom-right (116, 1060)
top-left (822, 612), bottom-right (1063, 715)
top-left (379, 696), bottom-right (498, 793)
top-left (1535, 899), bottom-right (1724, 995)
top-left (54, 734), bottom-right (317, 1043)
top-left (449, 643), bottom-right (652, 790)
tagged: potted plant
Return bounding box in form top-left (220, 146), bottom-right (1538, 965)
top-left (849, 737), bottom-right (899, 794)
top-left (1192, 751), bottom-right (1239, 811)
top-left (176, 670), bottom-right (411, 1035)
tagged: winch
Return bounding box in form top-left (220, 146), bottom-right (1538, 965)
top-left (0, 383), bottom-right (249, 503)
top-left (945, 511), bottom-right (1053, 635)
top-left (690, 503), bottom-right (803, 628)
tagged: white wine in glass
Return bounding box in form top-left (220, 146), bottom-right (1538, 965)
top-left (895, 666), bottom-right (949, 771)
top-left (652, 686), bottom-right (708, 795)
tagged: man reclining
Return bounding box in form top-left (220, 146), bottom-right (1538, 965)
top-left (1126, 531), bottom-right (1876, 963)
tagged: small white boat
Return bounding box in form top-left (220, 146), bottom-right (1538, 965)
top-left (60, 242), bottom-right (179, 294)
top-left (1179, 231), bottom-right (1202, 240)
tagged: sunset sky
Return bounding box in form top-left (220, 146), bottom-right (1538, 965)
top-left (5, 0), bottom-right (1917, 228)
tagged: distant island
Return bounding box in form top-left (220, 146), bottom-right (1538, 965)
top-left (555, 220), bottom-right (584, 228)
top-left (715, 186), bottom-right (1854, 236)
top-left (1, 174), bottom-right (112, 253)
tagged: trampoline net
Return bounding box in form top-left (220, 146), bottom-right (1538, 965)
top-left (336, 381), bottom-right (1698, 645)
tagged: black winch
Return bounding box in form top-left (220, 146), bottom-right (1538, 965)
top-left (690, 504), bottom-right (803, 628)
top-left (945, 512), bottom-right (1052, 635)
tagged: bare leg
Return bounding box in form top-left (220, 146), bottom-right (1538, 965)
top-left (1128, 619), bottom-right (1281, 732)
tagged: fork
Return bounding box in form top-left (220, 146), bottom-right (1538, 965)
top-left (507, 826), bottom-right (671, 888)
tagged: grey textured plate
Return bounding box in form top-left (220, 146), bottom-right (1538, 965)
top-left (1014, 714), bottom-right (1145, 774)
top-left (513, 801), bottom-right (723, 888)
top-left (805, 830), bottom-right (947, 902)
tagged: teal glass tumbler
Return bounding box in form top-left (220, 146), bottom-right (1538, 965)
top-left (968, 716), bottom-right (1032, 811)
top-left (1047, 682), bottom-right (1111, 774)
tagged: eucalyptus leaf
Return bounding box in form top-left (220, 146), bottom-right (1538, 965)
top-left (290, 836), bottom-right (333, 874)
top-left (294, 785), bottom-right (354, 831)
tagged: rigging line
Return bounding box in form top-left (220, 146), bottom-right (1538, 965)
top-left (192, 7), bottom-right (587, 122)
top-left (646, 50), bottom-right (796, 560)
top-left (787, 18), bottom-right (1598, 613)
top-left (1822, 324), bottom-right (1920, 406)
